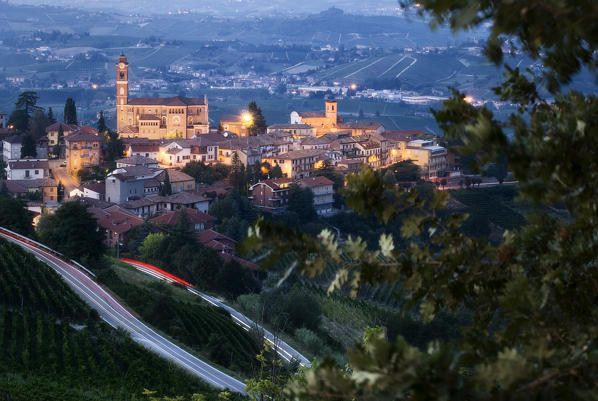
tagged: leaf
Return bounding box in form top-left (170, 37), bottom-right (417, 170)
top-left (379, 233), bottom-right (395, 257)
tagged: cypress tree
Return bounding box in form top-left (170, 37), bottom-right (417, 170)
top-left (160, 170), bottom-right (172, 196)
top-left (63, 98), bottom-right (77, 125)
top-left (97, 111), bottom-right (107, 134)
top-left (247, 101), bottom-right (267, 136)
top-left (47, 107), bottom-right (56, 124)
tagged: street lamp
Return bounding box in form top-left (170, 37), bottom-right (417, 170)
top-left (114, 232), bottom-right (120, 259)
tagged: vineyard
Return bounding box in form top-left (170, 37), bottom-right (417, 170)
top-left (98, 265), bottom-right (261, 375)
top-left (0, 239), bottom-right (236, 401)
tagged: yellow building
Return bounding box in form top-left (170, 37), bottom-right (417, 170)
top-left (403, 139), bottom-right (448, 179)
top-left (290, 100), bottom-right (341, 136)
top-left (64, 131), bottom-right (102, 175)
top-left (219, 115), bottom-right (250, 137)
top-left (262, 149), bottom-right (326, 179)
top-left (116, 55), bottom-right (209, 139)
top-left (45, 123), bottom-right (79, 146)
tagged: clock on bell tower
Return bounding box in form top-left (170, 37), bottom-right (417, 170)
top-left (116, 54), bottom-right (129, 132)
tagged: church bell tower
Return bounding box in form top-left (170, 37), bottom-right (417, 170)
top-left (116, 54), bottom-right (129, 131)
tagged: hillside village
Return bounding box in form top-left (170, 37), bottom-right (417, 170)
top-left (0, 55), bottom-right (459, 261)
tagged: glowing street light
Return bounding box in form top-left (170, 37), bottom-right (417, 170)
top-left (464, 96), bottom-right (474, 104)
top-left (350, 83), bottom-right (357, 90)
top-left (242, 112), bottom-right (253, 126)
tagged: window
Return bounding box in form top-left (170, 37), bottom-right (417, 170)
top-left (35, 170), bottom-right (39, 175)
top-left (25, 170), bottom-right (29, 177)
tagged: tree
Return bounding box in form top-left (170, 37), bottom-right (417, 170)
top-left (247, 101), bottom-right (267, 136)
top-left (240, 1), bottom-right (598, 399)
top-left (97, 111), bottom-right (107, 135)
top-left (105, 129), bottom-right (124, 161)
top-left (20, 135), bottom-right (36, 158)
top-left (57, 181), bottom-right (64, 202)
top-left (139, 233), bottom-right (166, 262)
top-left (270, 164), bottom-right (283, 179)
top-left (37, 201), bottom-right (105, 261)
top-left (384, 160), bottom-right (420, 182)
top-left (0, 158), bottom-right (6, 180)
top-left (14, 91), bottom-right (39, 117)
top-left (230, 152), bottom-right (247, 193)
top-left (287, 184), bottom-right (316, 222)
top-left (63, 98), bottom-right (77, 124)
top-left (0, 195), bottom-right (35, 237)
top-left (160, 170), bottom-right (172, 196)
top-left (47, 107), bottom-right (56, 124)
top-left (8, 109), bottom-right (29, 133)
top-left (27, 109), bottom-right (49, 139)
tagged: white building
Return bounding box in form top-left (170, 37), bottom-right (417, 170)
top-left (6, 159), bottom-right (49, 180)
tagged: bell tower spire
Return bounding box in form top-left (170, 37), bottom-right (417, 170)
top-left (116, 54), bottom-right (129, 132)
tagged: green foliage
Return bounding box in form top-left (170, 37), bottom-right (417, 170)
top-left (270, 164), bottom-right (283, 179)
top-left (8, 109), bottom-right (29, 133)
top-left (242, 1), bottom-right (598, 399)
top-left (0, 238), bottom-right (220, 401)
top-left (0, 195), bottom-right (35, 237)
top-left (382, 160), bottom-right (420, 182)
top-left (63, 98), bottom-right (77, 124)
top-left (160, 170), bottom-right (173, 196)
top-left (20, 135), bottom-right (36, 158)
top-left (27, 109), bottom-right (49, 139)
top-left (261, 287), bottom-right (321, 332)
top-left (105, 129), bottom-right (124, 162)
top-left (14, 91), bottom-right (40, 117)
top-left (97, 110), bottom-right (107, 134)
top-left (287, 184), bottom-right (317, 222)
top-left (37, 201), bottom-right (105, 261)
top-left (247, 101), bottom-right (267, 136)
top-left (97, 266), bottom-right (260, 374)
top-left (230, 152), bottom-right (247, 194)
top-left (46, 107), bottom-right (56, 124)
top-left (182, 161), bottom-right (230, 184)
top-left (139, 233), bottom-right (167, 262)
top-left (209, 190), bottom-right (257, 241)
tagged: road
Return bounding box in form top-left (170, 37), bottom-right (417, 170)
top-left (0, 228), bottom-right (247, 394)
top-left (49, 160), bottom-right (79, 195)
top-left (121, 259), bottom-right (311, 368)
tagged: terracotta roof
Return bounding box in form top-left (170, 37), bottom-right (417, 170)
top-left (128, 95), bottom-right (206, 106)
top-left (8, 159), bottom-right (49, 170)
top-left (299, 111), bottom-right (326, 118)
top-left (150, 208), bottom-right (216, 227)
top-left (382, 130), bottom-right (418, 142)
top-left (117, 155), bottom-right (158, 166)
top-left (67, 196), bottom-right (114, 209)
top-left (153, 191), bottom-right (206, 205)
top-left (89, 206), bottom-right (143, 235)
top-left (121, 197), bottom-right (155, 208)
top-left (120, 125), bottom-right (140, 134)
top-left (160, 169), bottom-right (194, 183)
top-left (79, 126), bottom-right (99, 135)
top-left (45, 122), bottom-right (79, 133)
top-left (299, 176), bottom-right (334, 187)
top-left (144, 178), bottom-right (161, 188)
top-left (13, 178), bottom-right (57, 189)
top-left (0, 180), bottom-right (28, 194)
top-left (252, 178), bottom-right (293, 191)
top-left (339, 121), bottom-right (384, 130)
top-left (268, 123), bottom-right (313, 130)
top-left (130, 143), bottom-right (160, 153)
top-left (266, 149), bottom-right (326, 160)
top-left (196, 229), bottom-right (236, 247)
top-left (83, 183), bottom-right (105, 194)
top-left (64, 131), bottom-right (101, 142)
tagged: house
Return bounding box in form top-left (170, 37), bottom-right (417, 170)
top-left (382, 130), bottom-right (418, 164)
top-left (261, 149), bottom-right (326, 179)
top-left (220, 115), bottom-right (249, 137)
top-left (196, 229), bottom-right (237, 253)
top-left (64, 131), bottom-right (102, 174)
top-left (248, 178), bottom-right (293, 211)
top-left (88, 205), bottom-right (144, 247)
top-left (121, 197), bottom-right (157, 218)
top-left (403, 140), bottom-right (448, 179)
top-left (45, 122), bottom-right (79, 146)
top-left (338, 121), bottom-right (385, 136)
top-left (9, 178), bottom-right (58, 203)
top-left (150, 207), bottom-right (216, 232)
top-left (267, 123), bottom-right (316, 138)
top-left (105, 166), bottom-right (162, 204)
top-left (152, 191), bottom-right (211, 214)
top-left (2, 136), bottom-right (23, 161)
top-left (116, 155), bottom-right (159, 168)
top-left (83, 183), bottom-right (105, 200)
top-left (159, 169), bottom-right (195, 193)
top-left (299, 176), bottom-right (335, 215)
top-left (6, 158), bottom-right (49, 180)
top-left (0, 180), bottom-right (28, 198)
top-left (127, 142), bottom-right (160, 160)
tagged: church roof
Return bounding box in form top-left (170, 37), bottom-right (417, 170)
top-left (299, 111), bottom-right (326, 118)
top-left (128, 95), bottom-right (206, 106)
top-left (139, 114), bottom-right (161, 121)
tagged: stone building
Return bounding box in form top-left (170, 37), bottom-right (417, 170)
top-left (116, 54), bottom-right (209, 138)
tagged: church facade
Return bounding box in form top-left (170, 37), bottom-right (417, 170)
top-left (116, 55), bottom-right (210, 139)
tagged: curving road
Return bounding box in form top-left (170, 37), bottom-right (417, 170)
top-left (121, 258), bottom-right (311, 367)
top-left (0, 228), bottom-right (247, 394)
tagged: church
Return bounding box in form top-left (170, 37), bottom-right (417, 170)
top-left (116, 55), bottom-right (210, 139)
